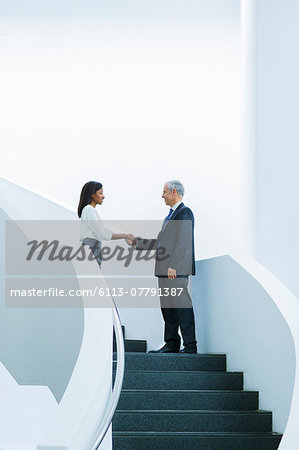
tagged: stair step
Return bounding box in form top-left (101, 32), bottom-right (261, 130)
top-left (114, 370), bottom-right (243, 390)
top-left (113, 352), bottom-right (226, 371)
top-left (117, 389), bottom-right (259, 410)
top-left (113, 410), bottom-right (273, 432)
top-left (113, 340), bottom-right (146, 353)
top-left (112, 431), bottom-right (282, 450)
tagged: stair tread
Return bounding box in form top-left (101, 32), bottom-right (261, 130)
top-left (114, 352), bottom-right (227, 371)
top-left (114, 352), bottom-right (226, 357)
top-left (113, 431), bottom-right (281, 436)
top-left (115, 410), bottom-right (272, 414)
top-left (121, 389), bottom-right (257, 393)
top-left (114, 369), bottom-right (242, 374)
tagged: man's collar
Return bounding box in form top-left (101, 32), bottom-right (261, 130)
top-left (171, 200), bottom-right (183, 212)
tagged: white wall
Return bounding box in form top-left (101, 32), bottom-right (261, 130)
top-left (0, 178), bottom-right (83, 402)
top-left (0, 0), bottom-right (241, 260)
top-left (256, 0), bottom-right (299, 298)
top-left (193, 255), bottom-right (296, 434)
top-left (0, 177), bottom-right (113, 449)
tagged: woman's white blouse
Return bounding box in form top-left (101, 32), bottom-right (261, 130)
top-left (80, 204), bottom-right (113, 241)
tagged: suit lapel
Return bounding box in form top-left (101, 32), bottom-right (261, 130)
top-left (161, 202), bottom-right (184, 233)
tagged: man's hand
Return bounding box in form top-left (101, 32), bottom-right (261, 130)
top-left (125, 234), bottom-right (136, 246)
top-left (167, 267), bottom-right (177, 279)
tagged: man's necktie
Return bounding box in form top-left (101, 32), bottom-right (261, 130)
top-left (162, 208), bottom-right (173, 231)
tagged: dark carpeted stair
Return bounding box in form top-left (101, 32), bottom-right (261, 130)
top-left (113, 431), bottom-right (282, 450)
top-left (113, 326), bottom-right (146, 353)
top-left (112, 327), bottom-right (282, 449)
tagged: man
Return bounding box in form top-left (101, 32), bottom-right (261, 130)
top-left (132, 180), bottom-right (197, 354)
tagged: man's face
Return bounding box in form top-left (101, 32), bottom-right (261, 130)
top-left (162, 184), bottom-right (174, 206)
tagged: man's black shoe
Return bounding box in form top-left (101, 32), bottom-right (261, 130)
top-left (179, 347), bottom-right (197, 354)
top-left (148, 344), bottom-right (180, 354)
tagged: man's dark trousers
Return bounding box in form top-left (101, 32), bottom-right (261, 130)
top-left (158, 276), bottom-right (196, 349)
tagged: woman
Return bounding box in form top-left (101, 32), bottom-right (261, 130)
top-left (78, 181), bottom-right (134, 267)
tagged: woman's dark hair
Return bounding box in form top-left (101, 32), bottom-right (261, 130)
top-left (77, 181), bottom-right (103, 218)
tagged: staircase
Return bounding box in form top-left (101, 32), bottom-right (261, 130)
top-left (112, 328), bottom-right (282, 449)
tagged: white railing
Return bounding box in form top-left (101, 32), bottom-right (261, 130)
top-left (90, 297), bottom-right (125, 450)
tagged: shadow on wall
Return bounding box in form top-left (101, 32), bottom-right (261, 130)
top-left (0, 205), bottom-right (84, 402)
top-left (192, 255), bottom-right (295, 433)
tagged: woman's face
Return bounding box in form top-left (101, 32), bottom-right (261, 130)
top-left (91, 188), bottom-right (105, 206)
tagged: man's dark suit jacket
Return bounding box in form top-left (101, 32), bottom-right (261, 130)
top-left (136, 202), bottom-right (195, 277)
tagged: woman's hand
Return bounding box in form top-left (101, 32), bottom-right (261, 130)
top-left (112, 233), bottom-right (136, 243)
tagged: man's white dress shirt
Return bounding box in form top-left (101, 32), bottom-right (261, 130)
top-left (170, 200), bottom-right (183, 214)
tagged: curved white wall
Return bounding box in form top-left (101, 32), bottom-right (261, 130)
top-left (0, 178), bottom-right (82, 401)
top-left (193, 254), bottom-right (297, 436)
top-left (0, 177), bottom-right (113, 449)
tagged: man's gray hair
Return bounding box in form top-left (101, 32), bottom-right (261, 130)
top-left (165, 180), bottom-right (185, 197)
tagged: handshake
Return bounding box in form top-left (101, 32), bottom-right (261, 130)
top-left (125, 234), bottom-right (137, 246)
